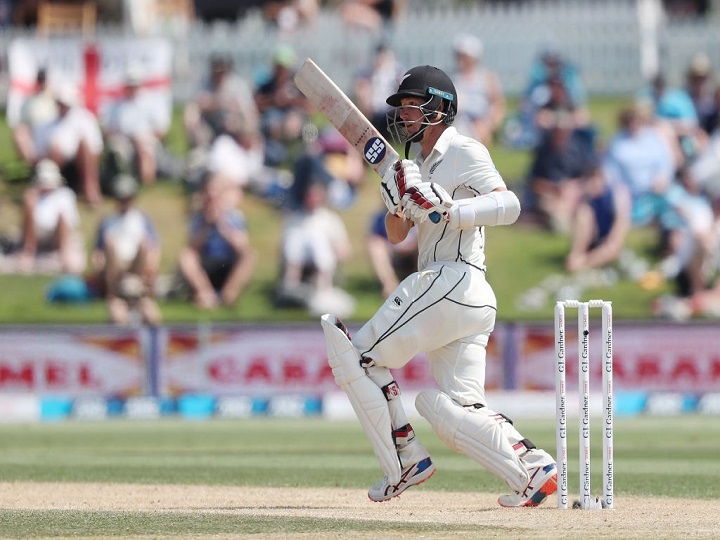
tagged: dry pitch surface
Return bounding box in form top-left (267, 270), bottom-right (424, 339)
top-left (1, 482), bottom-right (719, 539)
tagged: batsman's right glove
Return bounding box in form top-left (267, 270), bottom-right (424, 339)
top-left (380, 159), bottom-right (421, 215)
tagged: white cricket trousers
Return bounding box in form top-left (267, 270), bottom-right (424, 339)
top-left (353, 261), bottom-right (497, 407)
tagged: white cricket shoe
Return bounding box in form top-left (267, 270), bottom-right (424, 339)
top-left (498, 463), bottom-right (557, 508)
top-left (368, 457), bottom-right (436, 502)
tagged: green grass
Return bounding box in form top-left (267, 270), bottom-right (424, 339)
top-left (0, 97), bottom-right (674, 324)
top-left (2, 511), bottom-right (475, 538)
top-left (0, 416), bottom-right (717, 538)
top-left (0, 417), bottom-right (716, 497)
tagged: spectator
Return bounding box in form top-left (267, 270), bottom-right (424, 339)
top-left (183, 53), bottom-right (260, 152)
top-left (504, 46), bottom-right (589, 149)
top-left (525, 110), bottom-right (596, 232)
top-left (275, 178), bottom-right (355, 318)
top-left (565, 161), bottom-right (632, 273)
top-left (367, 206), bottom-right (418, 297)
top-left (340, 0), bottom-right (408, 33)
top-left (603, 102), bottom-right (676, 229)
top-left (526, 47), bottom-right (588, 110)
top-left (637, 72), bottom-right (706, 162)
top-left (353, 41), bottom-right (404, 141)
top-left (1, 159), bottom-right (86, 275)
top-left (101, 66), bottom-right (172, 185)
top-left (653, 274), bottom-right (720, 321)
top-left (450, 34), bottom-right (506, 147)
top-left (11, 67), bottom-right (58, 166)
top-left (606, 104), bottom-right (712, 298)
top-left (691, 122), bottom-right (720, 197)
top-left (533, 72), bottom-right (592, 134)
top-left (254, 44), bottom-right (311, 167)
top-left (262, 0), bottom-right (319, 33)
top-left (701, 80), bottom-right (720, 136)
top-left (199, 121), bottom-right (266, 191)
top-left (33, 83), bottom-right (104, 206)
top-left (176, 173), bottom-right (257, 309)
top-left (91, 174), bottom-right (161, 326)
top-left (643, 163), bottom-right (715, 297)
top-left (284, 126), bottom-right (366, 212)
top-left (685, 52), bottom-right (716, 136)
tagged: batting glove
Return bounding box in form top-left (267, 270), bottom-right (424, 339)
top-left (403, 182), bottom-right (454, 223)
top-left (380, 159), bottom-right (421, 214)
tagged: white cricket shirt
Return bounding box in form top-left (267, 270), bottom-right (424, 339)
top-left (414, 126), bottom-right (506, 272)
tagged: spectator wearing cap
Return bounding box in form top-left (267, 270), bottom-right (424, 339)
top-left (101, 65), bottom-right (172, 185)
top-left (183, 53), bottom-right (260, 152)
top-left (91, 174), bottom-right (161, 325)
top-left (450, 33), bottom-right (506, 146)
top-left (12, 159), bottom-right (86, 275)
top-left (254, 44), bottom-right (312, 167)
top-left (176, 172), bottom-right (257, 309)
top-left (30, 83), bottom-right (104, 206)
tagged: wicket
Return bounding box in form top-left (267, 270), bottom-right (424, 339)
top-left (554, 299), bottom-right (613, 510)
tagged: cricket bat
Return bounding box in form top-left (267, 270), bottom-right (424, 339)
top-left (293, 58), bottom-right (440, 223)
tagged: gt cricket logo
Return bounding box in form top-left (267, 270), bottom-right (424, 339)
top-left (364, 137), bottom-right (387, 165)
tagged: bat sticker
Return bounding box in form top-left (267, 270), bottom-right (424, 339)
top-left (364, 137), bottom-right (387, 165)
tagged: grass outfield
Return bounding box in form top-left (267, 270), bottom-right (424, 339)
top-left (0, 416), bottom-right (718, 538)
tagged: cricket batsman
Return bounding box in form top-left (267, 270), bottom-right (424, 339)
top-left (321, 65), bottom-right (557, 506)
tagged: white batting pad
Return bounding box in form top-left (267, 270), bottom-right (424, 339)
top-left (416, 389), bottom-right (529, 492)
top-left (321, 315), bottom-right (401, 484)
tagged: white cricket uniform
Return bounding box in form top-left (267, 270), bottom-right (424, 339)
top-left (353, 126), bottom-right (508, 407)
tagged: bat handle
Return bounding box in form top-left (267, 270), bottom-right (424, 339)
top-left (430, 211), bottom-right (442, 223)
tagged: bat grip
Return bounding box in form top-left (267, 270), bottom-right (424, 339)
top-left (430, 211), bottom-right (441, 223)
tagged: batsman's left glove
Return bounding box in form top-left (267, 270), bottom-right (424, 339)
top-left (403, 182), bottom-right (454, 224)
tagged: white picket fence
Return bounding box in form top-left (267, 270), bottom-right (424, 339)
top-left (1, 0), bottom-right (719, 105)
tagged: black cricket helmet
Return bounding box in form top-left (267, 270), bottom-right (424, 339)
top-left (386, 65), bottom-right (457, 124)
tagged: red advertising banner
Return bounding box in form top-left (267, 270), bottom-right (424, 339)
top-left (159, 325), bottom-right (506, 396)
top-left (516, 323), bottom-right (720, 392)
top-left (0, 328), bottom-right (146, 397)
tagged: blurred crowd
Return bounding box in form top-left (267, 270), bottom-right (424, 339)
top-left (510, 47), bottom-right (720, 321)
top-left (0, 39), bottom-right (371, 324)
top-left (1, 2), bottom-right (719, 324)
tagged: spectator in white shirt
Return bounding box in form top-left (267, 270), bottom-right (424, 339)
top-left (276, 178), bottom-right (355, 318)
top-left (14, 159), bottom-right (86, 275)
top-left (102, 67), bottom-right (171, 185)
top-left (92, 174), bottom-right (162, 326)
top-left (33, 84), bottom-right (104, 206)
